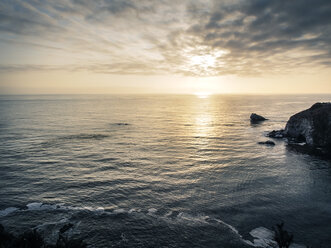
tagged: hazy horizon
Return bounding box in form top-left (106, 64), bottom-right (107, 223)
top-left (1, 92), bottom-right (331, 96)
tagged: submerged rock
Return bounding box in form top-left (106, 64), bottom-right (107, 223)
top-left (250, 113), bottom-right (267, 123)
top-left (267, 129), bottom-right (285, 139)
top-left (258, 140), bottom-right (275, 146)
top-left (114, 123), bottom-right (129, 126)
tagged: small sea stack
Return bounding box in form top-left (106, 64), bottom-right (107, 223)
top-left (250, 113), bottom-right (268, 123)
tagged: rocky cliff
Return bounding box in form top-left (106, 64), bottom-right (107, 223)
top-left (268, 102), bottom-right (331, 158)
top-left (284, 102), bottom-right (331, 148)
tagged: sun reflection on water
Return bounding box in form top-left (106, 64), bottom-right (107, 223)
top-left (192, 95), bottom-right (215, 139)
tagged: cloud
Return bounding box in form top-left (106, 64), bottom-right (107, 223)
top-left (183, 0), bottom-right (331, 75)
top-left (0, 0), bottom-right (330, 76)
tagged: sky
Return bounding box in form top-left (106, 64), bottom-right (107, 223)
top-left (0, 0), bottom-right (331, 94)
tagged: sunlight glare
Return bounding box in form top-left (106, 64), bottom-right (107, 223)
top-left (181, 46), bottom-right (229, 76)
top-left (191, 55), bottom-right (217, 68)
top-left (194, 92), bottom-right (212, 98)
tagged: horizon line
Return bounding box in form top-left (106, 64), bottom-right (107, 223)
top-left (1, 93), bottom-right (331, 96)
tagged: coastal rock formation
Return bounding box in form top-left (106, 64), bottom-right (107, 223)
top-left (250, 113), bottom-right (267, 123)
top-left (267, 130), bottom-right (285, 139)
top-left (258, 140), bottom-right (275, 146)
top-left (284, 102), bottom-right (331, 148)
top-left (268, 102), bottom-right (331, 157)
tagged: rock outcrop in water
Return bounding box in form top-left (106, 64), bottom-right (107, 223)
top-left (268, 102), bottom-right (331, 158)
top-left (258, 140), bottom-right (275, 146)
top-left (250, 113), bottom-right (267, 123)
top-left (267, 130), bottom-right (285, 139)
top-left (285, 103), bottom-right (331, 146)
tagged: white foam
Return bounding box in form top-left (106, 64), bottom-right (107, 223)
top-left (1, 202), bottom-right (111, 218)
top-left (128, 208), bottom-right (135, 214)
top-left (7, 204), bottom-right (311, 248)
top-left (27, 202), bottom-right (43, 210)
top-left (27, 202), bottom-right (59, 211)
top-left (128, 208), bottom-right (141, 214)
top-left (0, 207), bottom-right (19, 217)
top-left (214, 218), bottom-right (239, 234)
top-left (113, 208), bottom-right (126, 214)
top-left (148, 208), bottom-right (157, 214)
top-left (164, 211), bottom-right (173, 217)
top-left (78, 206), bottom-right (94, 211)
top-left (94, 207), bottom-right (105, 214)
top-left (176, 212), bottom-right (209, 224)
top-left (246, 226), bottom-right (306, 248)
top-left (250, 227), bottom-right (274, 240)
top-left (243, 227), bottom-right (276, 247)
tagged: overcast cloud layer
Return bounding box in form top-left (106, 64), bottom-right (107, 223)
top-left (0, 0), bottom-right (330, 76)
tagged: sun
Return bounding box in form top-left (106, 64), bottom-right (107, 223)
top-left (194, 92), bottom-right (212, 98)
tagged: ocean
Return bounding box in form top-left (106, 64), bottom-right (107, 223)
top-left (0, 94), bottom-right (330, 247)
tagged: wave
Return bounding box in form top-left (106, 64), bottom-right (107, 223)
top-left (113, 208), bottom-right (126, 214)
top-left (0, 203), bottom-right (307, 248)
top-left (0, 207), bottom-right (19, 217)
top-left (147, 208), bottom-right (157, 215)
top-left (0, 203), bottom-right (235, 227)
top-left (1, 203), bottom-right (159, 218)
top-left (0, 203), bottom-right (106, 217)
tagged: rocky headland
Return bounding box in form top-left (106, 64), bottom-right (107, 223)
top-left (267, 102), bottom-right (331, 158)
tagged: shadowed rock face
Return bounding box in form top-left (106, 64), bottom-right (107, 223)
top-left (266, 102), bottom-right (331, 158)
top-left (284, 102), bottom-right (331, 149)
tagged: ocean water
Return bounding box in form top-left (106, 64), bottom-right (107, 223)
top-left (0, 94), bottom-right (330, 247)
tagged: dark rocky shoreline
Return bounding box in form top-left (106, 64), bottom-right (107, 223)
top-left (267, 102), bottom-right (331, 159)
top-left (0, 224), bottom-right (86, 248)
